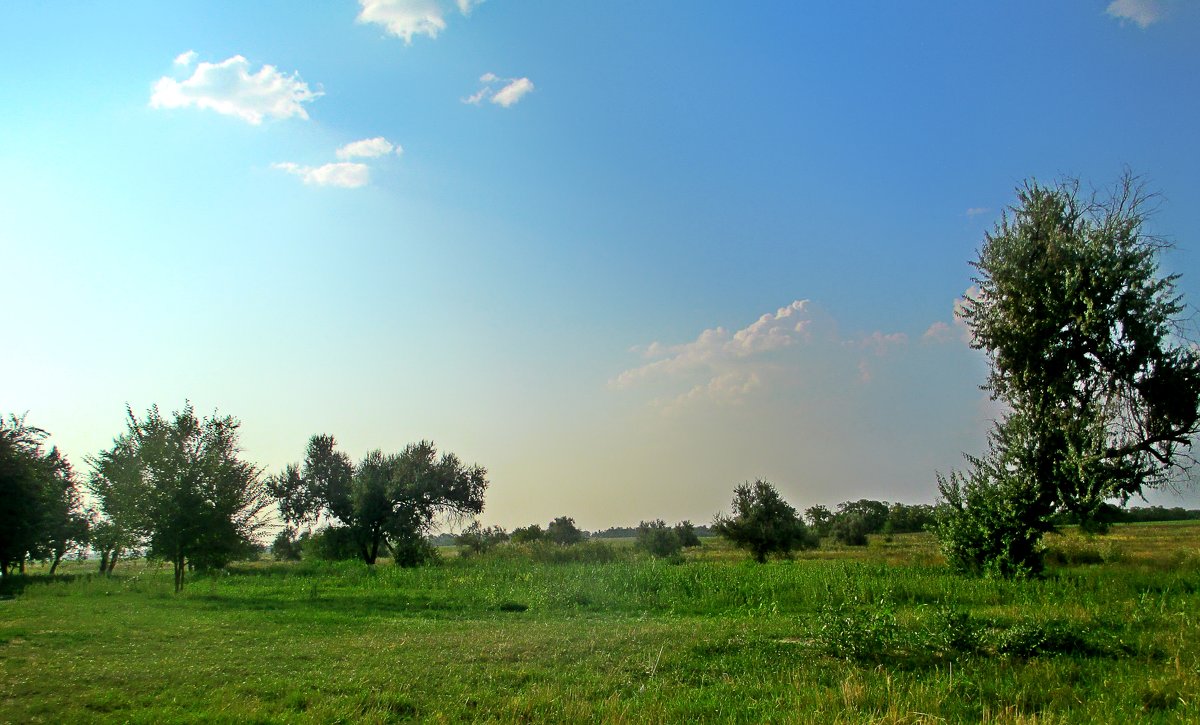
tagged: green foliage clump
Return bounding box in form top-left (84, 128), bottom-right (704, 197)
top-left (303, 526), bottom-right (361, 561)
top-left (509, 524), bottom-right (544, 543)
top-left (546, 516), bottom-right (585, 546)
top-left (456, 522), bottom-right (508, 557)
top-left (713, 479), bottom-right (817, 563)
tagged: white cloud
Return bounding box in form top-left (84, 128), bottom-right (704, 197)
top-left (358, 0), bottom-right (480, 42)
top-left (272, 162), bottom-right (370, 188)
top-left (174, 50), bottom-right (197, 67)
top-left (336, 137), bottom-right (402, 160)
top-left (921, 321), bottom-right (954, 344)
top-left (464, 73), bottom-right (535, 107)
top-left (965, 207), bottom-right (990, 218)
top-left (613, 300), bottom-right (912, 409)
top-left (150, 54), bottom-right (320, 125)
top-left (492, 77), bottom-right (535, 107)
top-left (1106, 0), bottom-right (1164, 28)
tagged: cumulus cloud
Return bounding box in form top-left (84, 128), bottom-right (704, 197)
top-left (174, 50), bottom-right (197, 67)
top-left (464, 73), bottom-right (535, 107)
top-left (358, 0), bottom-right (481, 42)
top-left (150, 54), bottom-right (320, 125)
top-left (272, 162), bottom-right (370, 188)
top-left (1106, 0), bottom-right (1164, 28)
top-left (614, 300), bottom-right (912, 410)
top-left (336, 137), bottom-right (403, 160)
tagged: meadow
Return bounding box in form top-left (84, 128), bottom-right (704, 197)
top-left (2, 523), bottom-right (1199, 723)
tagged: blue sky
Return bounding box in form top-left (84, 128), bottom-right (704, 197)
top-left (3, 0), bottom-right (1199, 529)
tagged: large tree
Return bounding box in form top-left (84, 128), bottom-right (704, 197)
top-left (936, 174), bottom-right (1200, 575)
top-left (89, 404), bottom-right (272, 591)
top-left (269, 436), bottom-right (488, 566)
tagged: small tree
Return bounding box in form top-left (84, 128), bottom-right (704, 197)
top-left (635, 519), bottom-right (682, 558)
top-left (456, 521), bottom-right (508, 556)
top-left (510, 524), bottom-right (545, 543)
top-left (89, 404), bottom-right (273, 592)
top-left (713, 480), bottom-right (817, 563)
top-left (674, 520), bottom-right (702, 548)
top-left (831, 514), bottom-right (870, 546)
top-left (803, 505), bottom-right (834, 538)
top-left (546, 516), bottom-right (584, 546)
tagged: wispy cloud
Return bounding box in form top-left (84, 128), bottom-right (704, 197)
top-left (173, 50), bottom-right (197, 67)
top-left (150, 54), bottom-right (320, 125)
top-left (965, 207), bottom-right (991, 218)
top-left (358, 0), bottom-right (480, 43)
top-left (336, 137), bottom-right (403, 160)
top-left (1106, 0), bottom-right (1164, 28)
top-left (463, 73), bottom-right (535, 107)
top-left (614, 300), bottom-right (911, 411)
top-left (272, 162), bottom-right (370, 188)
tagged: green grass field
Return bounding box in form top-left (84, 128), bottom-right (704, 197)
top-left (2, 523), bottom-right (1199, 723)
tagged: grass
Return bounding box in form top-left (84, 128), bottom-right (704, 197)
top-left (1, 523), bottom-right (1199, 722)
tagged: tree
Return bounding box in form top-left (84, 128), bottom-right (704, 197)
top-left (546, 516), bottom-right (585, 546)
top-left (456, 521), bottom-right (508, 556)
top-left (510, 524), bottom-right (545, 543)
top-left (713, 480), bottom-right (817, 563)
top-left (270, 436), bottom-right (488, 566)
top-left (635, 519), bottom-right (683, 558)
top-left (89, 404), bottom-right (273, 591)
top-left (0, 415), bottom-right (89, 576)
top-left (803, 505), bottom-right (834, 538)
top-left (936, 174), bottom-right (1200, 575)
top-left (674, 520), bottom-right (702, 548)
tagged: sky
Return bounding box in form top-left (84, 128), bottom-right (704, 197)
top-left (3, 0), bottom-right (1200, 531)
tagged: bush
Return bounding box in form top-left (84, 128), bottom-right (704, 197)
top-left (815, 599), bottom-right (899, 663)
top-left (831, 514), bottom-right (870, 546)
top-left (635, 520), bottom-right (682, 558)
top-left (714, 480), bottom-right (818, 563)
top-left (392, 536), bottom-right (440, 567)
top-left (456, 522), bottom-right (508, 557)
top-left (303, 526), bottom-right (361, 561)
top-left (674, 520), bottom-right (702, 548)
top-left (510, 524), bottom-right (545, 543)
top-left (546, 516), bottom-right (585, 546)
top-left (932, 464), bottom-right (1045, 578)
top-left (271, 529), bottom-right (303, 561)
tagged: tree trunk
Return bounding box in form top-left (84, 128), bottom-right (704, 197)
top-left (173, 555), bottom-right (185, 593)
top-left (106, 548), bottom-right (120, 576)
top-left (99, 550), bottom-right (110, 575)
top-left (49, 554), bottom-right (62, 575)
top-left (18, 559), bottom-right (25, 574)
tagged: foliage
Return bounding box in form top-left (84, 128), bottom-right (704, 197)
top-left (270, 436), bottom-right (488, 565)
top-left (0, 414), bottom-right (89, 576)
top-left (271, 528), bottom-right (303, 561)
top-left (303, 525), bottom-right (361, 561)
top-left (831, 513), bottom-right (871, 546)
top-left (713, 479), bottom-right (817, 562)
top-left (937, 173), bottom-right (1200, 576)
top-left (635, 519), bottom-right (683, 558)
top-left (510, 524), bottom-right (545, 543)
top-left (88, 404), bottom-right (272, 591)
top-left (546, 516), bottom-right (585, 546)
top-left (803, 504), bottom-right (834, 538)
top-left (456, 521), bottom-right (508, 556)
top-left (674, 520), bottom-right (702, 548)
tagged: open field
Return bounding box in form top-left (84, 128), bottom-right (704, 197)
top-left (2, 523), bottom-right (1199, 723)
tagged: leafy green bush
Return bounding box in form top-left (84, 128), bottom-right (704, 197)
top-left (814, 599), bottom-right (899, 663)
top-left (636, 520), bottom-right (682, 558)
top-left (456, 522), bottom-right (508, 557)
top-left (714, 480), bottom-right (818, 562)
top-left (831, 514), bottom-right (870, 546)
top-left (303, 526), bottom-right (361, 561)
top-left (932, 461), bottom-right (1045, 578)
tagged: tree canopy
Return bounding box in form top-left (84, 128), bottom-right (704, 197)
top-left (89, 404), bottom-right (272, 591)
top-left (713, 480), bottom-right (817, 563)
top-left (269, 436), bottom-right (488, 566)
top-left (936, 174), bottom-right (1200, 575)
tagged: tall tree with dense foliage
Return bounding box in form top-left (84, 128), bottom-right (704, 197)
top-left (936, 174), bottom-right (1200, 576)
top-left (270, 436), bottom-right (488, 566)
top-left (89, 404), bottom-right (272, 591)
top-left (0, 415), bottom-right (88, 576)
top-left (713, 479), bottom-right (817, 563)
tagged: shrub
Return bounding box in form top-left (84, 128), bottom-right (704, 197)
top-left (932, 465), bottom-right (1045, 578)
top-left (831, 514), bottom-right (870, 546)
top-left (303, 526), bottom-right (361, 561)
top-left (456, 522), bottom-right (508, 557)
top-left (674, 520), bottom-right (702, 548)
top-left (815, 599), bottom-right (900, 662)
top-left (635, 520), bottom-right (682, 558)
top-left (509, 524), bottom-right (545, 543)
top-left (271, 529), bottom-right (303, 561)
top-left (392, 536), bottom-right (440, 567)
top-left (546, 516), bottom-right (585, 546)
